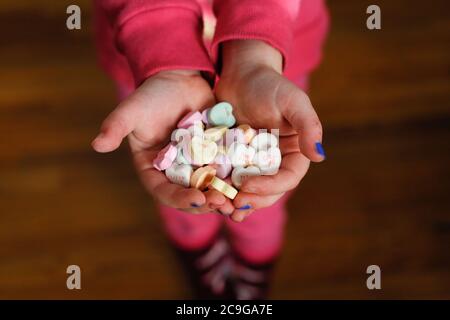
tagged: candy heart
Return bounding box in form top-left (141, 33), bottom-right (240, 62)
top-left (153, 143), bottom-right (177, 171)
top-left (171, 128), bottom-right (190, 144)
top-left (216, 144), bottom-right (228, 156)
top-left (237, 124), bottom-right (257, 144)
top-left (190, 136), bottom-right (218, 165)
top-left (209, 176), bottom-right (238, 199)
top-left (188, 123), bottom-right (204, 137)
top-left (253, 147), bottom-right (281, 175)
top-left (190, 166), bottom-right (216, 190)
top-left (212, 153), bottom-right (232, 179)
top-left (204, 126), bottom-right (228, 141)
top-left (201, 108), bottom-right (210, 125)
top-left (227, 142), bottom-right (256, 167)
top-left (207, 102), bottom-right (236, 128)
top-left (250, 132), bottom-right (279, 151)
top-left (231, 166), bottom-right (261, 188)
top-left (220, 128), bottom-right (246, 148)
top-left (165, 163), bottom-right (193, 187)
top-left (175, 145), bottom-right (191, 165)
top-left (177, 111), bottom-right (203, 129)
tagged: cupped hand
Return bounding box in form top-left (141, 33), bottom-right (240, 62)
top-left (215, 41), bottom-right (325, 222)
top-left (92, 70), bottom-right (234, 214)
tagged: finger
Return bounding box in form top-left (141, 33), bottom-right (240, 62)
top-left (139, 164), bottom-right (206, 208)
top-left (230, 192), bottom-right (284, 223)
top-left (214, 177), bottom-right (236, 215)
top-left (217, 198), bottom-right (235, 216)
top-left (177, 189), bottom-right (229, 215)
top-left (280, 86), bottom-right (325, 162)
top-left (241, 153), bottom-right (310, 195)
top-left (203, 189), bottom-right (227, 210)
top-left (230, 209), bottom-right (253, 223)
top-left (92, 100), bottom-right (142, 153)
top-left (233, 192), bottom-right (284, 211)
top-left (154, 181), bottom-right (206, 209)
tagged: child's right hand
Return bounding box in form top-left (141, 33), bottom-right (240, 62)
top-left (92, 70), bottom-right (235, 214)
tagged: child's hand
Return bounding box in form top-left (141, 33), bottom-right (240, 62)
top-left (216, 41), bottom-right (325, 222)
top-left (92, 70), bottom-right (234, 214)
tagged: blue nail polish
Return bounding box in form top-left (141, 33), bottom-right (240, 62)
top-left (238, 204), bottom-right (252, 210)
top-left (315, 142), bottom-right (326, 158)
top-left (191, 203), bottom-right (200, 208)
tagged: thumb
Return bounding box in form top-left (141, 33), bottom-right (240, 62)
top-left (92, 101), bottom-right (139, 153)
top-left (282, 89), bottom-right (325, 162)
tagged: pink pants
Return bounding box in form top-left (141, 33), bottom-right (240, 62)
top-left (159, 194), bottom-right (291, 265)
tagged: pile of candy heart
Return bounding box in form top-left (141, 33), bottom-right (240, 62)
top-left (153, 102), bottom-right (281, 200)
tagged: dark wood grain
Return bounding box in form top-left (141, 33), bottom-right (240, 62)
top-left (0, 0), bottom-right (449, 299)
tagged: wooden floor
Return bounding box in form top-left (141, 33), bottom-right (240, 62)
top-left (0, 0), bottom-right (449, 299)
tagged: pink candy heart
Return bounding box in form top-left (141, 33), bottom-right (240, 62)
top-left (201, 109), bottom-right (210, 125)
top-left (153, 143), bottom-right (177, 171)
top-left (177, 111), bottom-right (203, 129)
top-left (212, 154), bottom-right (232, 179)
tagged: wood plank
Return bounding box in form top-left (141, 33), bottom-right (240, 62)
top-left (0, 0), bottom-right (449, 299)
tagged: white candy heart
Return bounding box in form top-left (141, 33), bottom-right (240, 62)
top-left (237, 124), bottom-right (257, 144)
top-left (250, 132), bottom-right (279, 151)
top-left (231, 166), bottom-right (261, 188)
top-left (188, 123), bottom-right (204, 137)
top-left (171, 128), bottom-right (190, 144)
top-left (191, 136), bottom-right (218, 165)
top-left (165, 163), bottom-right (193, 187)
top-left (176, 145), bottom-right (190, 165)
top-left (227, 142), bottom-right (255, 168)
top-left (253, 147), bottom-right (281, 175)
top-left (220, 128), bottom-right (246, 148)
top-left (212, 153), bottom-right (232, 179)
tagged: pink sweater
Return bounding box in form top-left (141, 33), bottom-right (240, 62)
top-left (94, 0), bottom-right (329, 88)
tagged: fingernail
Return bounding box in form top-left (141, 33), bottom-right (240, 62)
top-left (94, 132), bottom-right (105, 141)
top-left (92, 137), bottom-right (99, 146)
top-left (92, 133), bottom-right (105, 146)
top-left (191, 203), bottom-right (201, 208)
top-left (238, 204), bottom-right (251, 210)
top-left (217, 209), bottom-right (231, 216)
top-left (232, 213), bottom-right (245, 223)
top-left (315, 142), bottom-right (326, 158)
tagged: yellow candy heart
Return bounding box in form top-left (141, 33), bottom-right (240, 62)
top-left (209, 176), bottom-right (238, 199)
top-left (190, 166), bottom-right (216, 190)
top-left (237, 124), bottom-right (257, 144)
top-left (204, 126), bottom-right (228, 141)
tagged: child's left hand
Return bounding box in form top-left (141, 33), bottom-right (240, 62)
top-left (216, 40), bottom-right (325, 222)
top-left (92, 70), bottom-right (234, 215)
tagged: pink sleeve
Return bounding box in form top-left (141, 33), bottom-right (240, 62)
top-left (211, 0), bottom-right (301, 69)
top-left (97, 0), bottom-right (215, 86)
